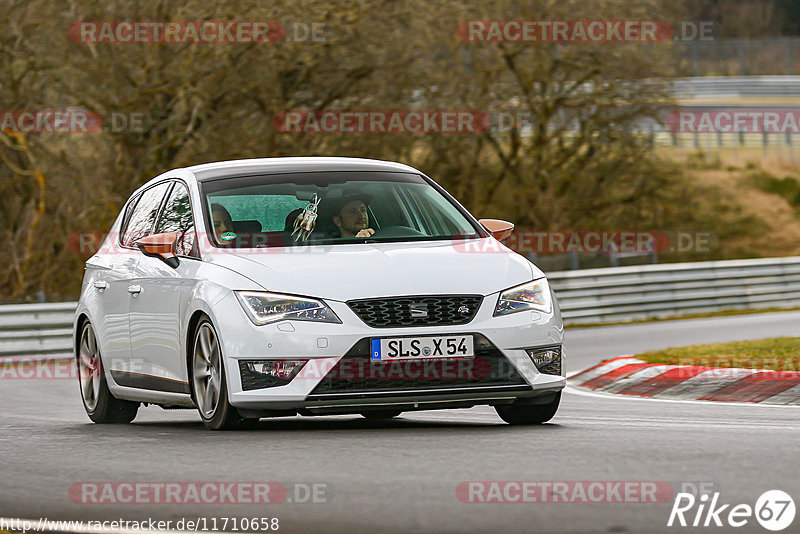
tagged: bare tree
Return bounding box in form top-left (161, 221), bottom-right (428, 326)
top-left (0, 0), bottom-right (741, 301)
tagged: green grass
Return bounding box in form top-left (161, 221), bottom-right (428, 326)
top-left (635, 337), bottom-right (800, 372)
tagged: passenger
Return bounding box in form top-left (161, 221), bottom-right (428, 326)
top-left (210, 203), bottom-right (234, 242)
top-left (331, 195), bottom-right (375, 238)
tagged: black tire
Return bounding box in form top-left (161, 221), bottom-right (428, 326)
top-left (190, 318), bottom-right (242, 430)
top-left (495, 392), bottom-right (561, 425)
top-left (361, 410), bottom-right (403, 419)
top-left (77, 321), bottom-right (139, 424)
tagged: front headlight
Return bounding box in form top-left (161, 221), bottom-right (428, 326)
top-left (494, 278), bottom-right (552, 316)
top-left (235, 291), bottom-right (342, 325)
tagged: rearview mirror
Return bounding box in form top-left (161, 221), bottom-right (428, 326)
top-left (478, 219), bottom-right (514, 242)
top-left (135, 232), bottom-right (180, 268)
top-left (295, 190), bottom-right (321, 201)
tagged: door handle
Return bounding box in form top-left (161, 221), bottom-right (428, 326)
top-left (127, 285), bottom-right (142, 295)
top-left (93, 281), bottom-right (108, 291)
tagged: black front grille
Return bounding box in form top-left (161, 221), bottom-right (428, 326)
top-left (308, 334), bottom-right (527, 396)
top-left (347, 295), bottom-right (483, 328)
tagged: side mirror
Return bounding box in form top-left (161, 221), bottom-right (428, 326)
top-left (135, 232), bottom-right (180, 268)
top-left (479, 219), bottom-right (515, 242)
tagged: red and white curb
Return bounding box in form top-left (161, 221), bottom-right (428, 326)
top-left (568, 356), bottom-right (800, 405)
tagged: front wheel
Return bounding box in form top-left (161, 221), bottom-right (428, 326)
top-left (77, 321), bottom-right (138, 424)
top-left (191, 319), bottom-right (242, 430)
top-left (495, 392), bottom-right (561, 425)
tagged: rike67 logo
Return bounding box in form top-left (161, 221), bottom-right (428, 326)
top-left (668, 490), bottom-right (795, 531)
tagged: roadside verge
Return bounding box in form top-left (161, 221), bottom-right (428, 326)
top-left (568, 356), bottom-right (800, 405)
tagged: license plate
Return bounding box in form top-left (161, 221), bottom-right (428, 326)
top-left (370, 335), bottom-right (474, 361)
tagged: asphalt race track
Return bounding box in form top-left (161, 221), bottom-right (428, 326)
top-left (2, 311), bottom-right (799, 533)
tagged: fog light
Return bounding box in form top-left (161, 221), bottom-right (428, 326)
top-left (239, 359), bottom-right (307, 391)
top-left (245, 360), bottom-right (306, 380)
top-left (525, 347), bottom-right (561, 375)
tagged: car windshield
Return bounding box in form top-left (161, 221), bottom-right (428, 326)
top-left (200, 171), bottom-right (482, 247)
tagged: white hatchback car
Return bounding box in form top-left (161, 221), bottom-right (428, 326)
top-left (75, 157), bottom-right (565, 430)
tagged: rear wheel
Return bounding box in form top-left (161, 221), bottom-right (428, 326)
top-left (361, 409), bottom-right (403, 420)
top-left (495, 392), bottom-right (561, 425)
top-left (191, 319), bottom-right (242, 430)
top-left (77, 321), bottom-right (139, 424)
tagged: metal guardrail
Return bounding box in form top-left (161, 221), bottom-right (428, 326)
top-left (671, 75), bottom-right (800, 100)
top-left (0, 302), bottom-right (76, 360)
top-left (548, 256), bottom-right (800, 324)
top-left (2, 255), bottom-right (800, 359)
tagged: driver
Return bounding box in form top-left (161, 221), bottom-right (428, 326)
top-left (332, 194), bottom-right (375, 238)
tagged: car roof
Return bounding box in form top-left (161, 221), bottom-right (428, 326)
top-left (183, 157), bottom-right (422, 182)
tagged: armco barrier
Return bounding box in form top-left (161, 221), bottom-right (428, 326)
top-left (2, 256), bottom-right (800, 360)
top-left (671, 75), bottom-right (800, 100)
top-left (0, 302), bottom-right (76, 360)
top-left (548, 256), bottom-right (800, 324)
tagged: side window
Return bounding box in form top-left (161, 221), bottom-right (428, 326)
top-left (119, 193), bottom-right (141, 239)
top-left (121, 182), bottom-right (172, 247)
top-left (155, 182), bottom-right (196, 257)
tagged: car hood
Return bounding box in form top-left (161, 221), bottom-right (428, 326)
top-left (205, 238), bottom-right (541, 301)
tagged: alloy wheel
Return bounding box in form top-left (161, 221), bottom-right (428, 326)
top-left (78, 323), bottom-right (102, 411)
top-left (193, 323), bottom-right (222, 418)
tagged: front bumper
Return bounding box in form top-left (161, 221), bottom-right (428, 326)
top-left (212, 291), bottom-right (566, 413)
